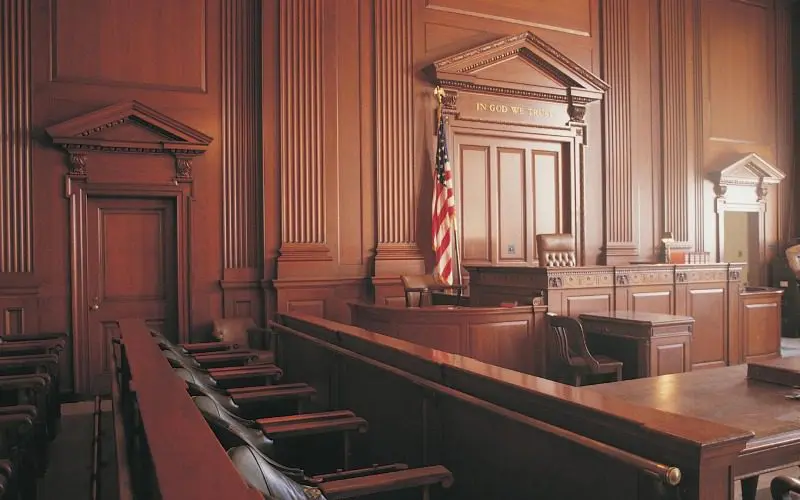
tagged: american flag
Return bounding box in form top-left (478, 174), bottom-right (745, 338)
top-left (432, 112), bottom-right (456, 285)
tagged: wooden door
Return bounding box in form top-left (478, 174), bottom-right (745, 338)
top-left (453, 132), bottom-right (571, 267)
top-left (85, 197), bottom-right (178, 395)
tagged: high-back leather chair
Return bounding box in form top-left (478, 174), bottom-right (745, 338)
top-left (400, 275), bottom-right (463, 307)
top-left (536, 234), bottom-right (577, 267)
top-left (228, 445), bottom-right (326, 500)
top-left (546, 313), bottom-right (622, 386)
top-left (193, 395), bottom-right (278, 457)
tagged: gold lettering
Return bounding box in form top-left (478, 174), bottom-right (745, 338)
top-left (474, 101), bottom-right (553, 119)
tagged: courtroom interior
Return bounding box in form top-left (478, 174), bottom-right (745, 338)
top-left (4, 0), bottom-right (800, 499)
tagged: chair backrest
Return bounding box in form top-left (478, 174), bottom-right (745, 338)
top-left (192, 395), bottom-right (278, 458)
top-left (161, 346), bottom-right (202, 369)
top-left (536, 234), bottom-right (577, 267)
top-left (212, 318), bottom-right (258, 347)
top-left (786, 244), bottom-right (800, 278)
top-left (172, 364), bottom-right (221, 390)
top-left (401, 274), bottom-right (452, 307)
top-left (179, 375), bottom-right (245, 416)
top-left (228, 446), bottom-right (326, 500)
top-left (546, 313), bottom-right (599, 371)
top-left (192, 396), bottom-right (310, 483)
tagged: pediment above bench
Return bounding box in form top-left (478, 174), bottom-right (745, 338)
top-left (45, 100), bottom-right (213, 180)
top-left (431, 31), bottom-right (608, 112)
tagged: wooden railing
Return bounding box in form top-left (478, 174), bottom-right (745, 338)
top-left (270, 319), bottom-right (687, 499)
top-left (110, 318), bottom-right (261, 500)
top-left (276, 312), bottom-right (753, 500)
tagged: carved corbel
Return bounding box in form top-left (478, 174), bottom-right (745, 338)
top-left (173, 154), bottom-right (194, 181)
top-left (441, 89), bottom-right (459, 116)
top-left (567, 103), bottom-right (587, 123)
top-left (67, 150), bottom-right (88, 177)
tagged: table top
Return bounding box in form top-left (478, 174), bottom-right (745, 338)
top-left (580, 310), bottom-right (695, 326)
top-left (586, 364), bottom-right (800, 444)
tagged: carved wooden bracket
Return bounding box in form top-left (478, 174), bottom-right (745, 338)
top-left (430, 31), bottom-right (608, 136)
top-left (45, 100), bottom-right (213, 182)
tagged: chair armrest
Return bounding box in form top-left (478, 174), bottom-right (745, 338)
top-left (0, 405), bottom-right (37, 419)
top-left (311, 464), bottom-right (408, 483)
top-left (208, 364), bottom-right (282, 380)
top-left (229, 384), bottom-right (316, 405)
top-left (318, 465), bottom-right (453, 499)
top-left (193, 351), bottom-right (258, 364)
top-left (0, 375), bottom-right (49, 392)
top-left (3, 332), bottom-right (66, 343)
top-left (179, 341), bottom-right (240, 354)
top-left (0, 343), bottom-right (59, 356)
top-left (257, 410), bottom-right (368, 438)
top-left (0, 408), bottom-right (36, 433)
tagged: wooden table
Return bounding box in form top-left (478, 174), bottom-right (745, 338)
top-left (579, 311), bottom-right (694, 379)
top-left (586, 364), bottom-right (800, 500)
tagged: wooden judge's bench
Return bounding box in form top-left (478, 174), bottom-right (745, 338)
top-left (467, 263), bottom-right (783, 370)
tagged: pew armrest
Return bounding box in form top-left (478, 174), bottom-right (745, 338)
top-left (312, 464), bottom-right (408, 483)
top-left (257, 410), bottom-right (368, 438)
top-left (0, 409), bottom-right (36, 433)
top-left (228, 383), bottom-right (316, 405)
top-left (0, 343), bottom-right (60, 356)
top-left (3, 332), bottom-right (66, 343)
top-left (179, 341), bottom-right (240, 354)
top-left (208, 365), bottom-right (283, 383)
top-left (318, 465), bottom-right (453, 499)
top-left (771, 476), bottom-right (800, 497)
top-left (0, 355), bottom-right (59, 371)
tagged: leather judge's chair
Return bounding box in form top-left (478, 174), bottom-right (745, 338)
top-left (401, 275), bottom-right (463, 307)
top-left (212, 317), bottom-right (275, 363)
top-left (546, 313), bottom-right (622, 386)
top-left (536, 233), bottom-right (577, 267)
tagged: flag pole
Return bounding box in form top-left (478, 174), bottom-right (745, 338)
top-left (434, 86), bottom-right (463, 292)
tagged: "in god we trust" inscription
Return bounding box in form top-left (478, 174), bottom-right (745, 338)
top-left (475, 102), bottom-right (553, 118)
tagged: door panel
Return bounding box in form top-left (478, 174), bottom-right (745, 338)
top-left (85, 197), bottom-right (177, 395)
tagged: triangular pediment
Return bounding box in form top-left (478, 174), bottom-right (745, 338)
top-left (45, 100), bottom-right (212, 154)
top-left (714, 153), bottom-right (786, 186)
top-left (431, 31), bottom-right (608, 104)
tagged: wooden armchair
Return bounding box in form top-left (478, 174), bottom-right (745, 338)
top-left (536, 233), bottom-right (577, 267)
top-left (400, 275), bottom-right (464, 307)
top-left (546, 313), bottom-right (622, 386)
top-left (771, 476), bottom-right (800, 499)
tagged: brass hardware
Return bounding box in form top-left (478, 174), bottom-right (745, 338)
top-left (90, 297), bottom-right (100, 311)
top-left (665, 467), bottom-right (682, 486)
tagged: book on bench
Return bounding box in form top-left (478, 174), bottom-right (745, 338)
top-left (747, 357), bottom-right (800, 387)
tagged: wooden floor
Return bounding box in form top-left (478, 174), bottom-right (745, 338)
top-left (35, 338), bottom-right (800, 499)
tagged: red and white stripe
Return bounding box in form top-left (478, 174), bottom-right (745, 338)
top-left (432, 153), bottom-right (455, 285)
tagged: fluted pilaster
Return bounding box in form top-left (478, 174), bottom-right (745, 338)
top-left (660, 0), bottom-right (693, 247)
top-left (0, 0), bottom-right (32, 273)
top-left (601, 0), bottom-right (637, 262)
top-left (374, 0), bottom-right (422, 265)
top-left (222, 0), bottom-right (262, 270)
top-left (278, 0), bottom-right (330, 261)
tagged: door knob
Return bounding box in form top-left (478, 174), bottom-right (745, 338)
top-left (90, 297), bottom-right (100, 311)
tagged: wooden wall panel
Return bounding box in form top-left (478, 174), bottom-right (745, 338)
top-left (51, 0), bottom-right (207, 91)
top-left (497, 148), bottom-right (527, 263)
top-left (220, 0), bottom-right (263, 321)
top-left (460, 145), bottom-right (491, 263)
top-left (0, 0), bottom-right (33, 274)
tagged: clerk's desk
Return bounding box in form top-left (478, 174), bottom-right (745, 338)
top-left (466, 263), bottom-right (780, 370)
top-left (348, 301), bottom-right (548, 376)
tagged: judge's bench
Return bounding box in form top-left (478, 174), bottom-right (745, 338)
top-left (466, 262), bottom-right (783, 371)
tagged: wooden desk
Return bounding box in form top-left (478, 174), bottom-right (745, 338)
top-left (580, 311), bottom-right (693, 379)
top-left (467, 263), bottom-right (746, 370)
top-left (348, 301), bottom-right (547, 376)
top-left (587, 364), bottom-right (800, 500)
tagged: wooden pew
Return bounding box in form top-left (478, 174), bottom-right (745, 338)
top-left (270, 318), bottom-right (698, 499)
top-left (274, 313), bottom-right (754, 500)
top-left (111, 319), bottom-right (262, 500)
